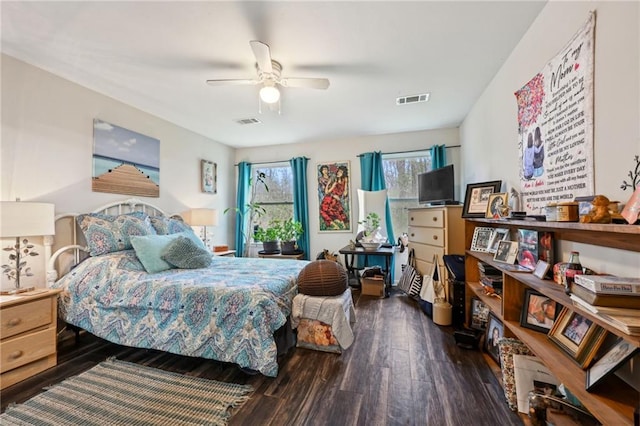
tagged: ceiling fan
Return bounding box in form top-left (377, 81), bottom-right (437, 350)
top-left (206, 40), bottom-right (330, 109)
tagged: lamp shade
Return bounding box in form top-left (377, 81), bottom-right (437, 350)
top-left (182, 208), bottom-right (218, 227)
top-left (0, 202), bottom-right (55, 237)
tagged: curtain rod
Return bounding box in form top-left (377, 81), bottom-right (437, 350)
top-left (234, 156), bottom-right (309, 167)
top-left (357, 145), bottom-right (461, 157)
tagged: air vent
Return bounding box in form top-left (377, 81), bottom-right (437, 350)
top-left (396, 93), bottom-right (430, 106)
top-left (235, 118), bottom-right (262, 125)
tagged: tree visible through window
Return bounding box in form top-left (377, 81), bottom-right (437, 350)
top-left (382, 151), bottom-right (432, 236)
top-left (251, 164), bottom-right (294, 231)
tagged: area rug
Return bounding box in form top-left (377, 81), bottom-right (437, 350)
top-left (0, 358), bottom-right (253, 426)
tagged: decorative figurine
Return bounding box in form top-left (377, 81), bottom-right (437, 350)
top-left (580, 195), bottom-right (612, 224)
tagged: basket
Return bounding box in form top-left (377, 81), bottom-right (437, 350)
top-left (297, 260), bottom-right (348, 296)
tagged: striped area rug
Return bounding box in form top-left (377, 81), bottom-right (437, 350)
top-left (1, 358), bottom-right (253, 425)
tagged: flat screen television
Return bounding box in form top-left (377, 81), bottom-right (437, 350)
top-left (418, 164), bottom-right (456, 205)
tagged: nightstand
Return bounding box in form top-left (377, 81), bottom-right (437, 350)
top-left (214, 250), bottom-right (236, 257)
top-left (0, 288), bottom-right (62, 389)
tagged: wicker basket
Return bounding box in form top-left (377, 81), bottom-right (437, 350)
top-left (297, 260), bottom-right (348, 296)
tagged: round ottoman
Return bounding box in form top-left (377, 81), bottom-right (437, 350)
top-left (297, 260), bottom-right (348, 296)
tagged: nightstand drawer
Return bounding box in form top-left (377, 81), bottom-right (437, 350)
top-left (1, 298), bottom-right (52, 339)
top-left (408, 209), bottom-right (444, 228)
top-left (408, 227), bottom-right (445, 247)
top-left (0, 328), bottom-right (56, 373)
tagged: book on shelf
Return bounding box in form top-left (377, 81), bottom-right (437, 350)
top-left (570, 294), bottom-right (640, 317)
top-left (574, 274), bottom-right (640, 295)
top-left (570, 283), bottom-right (640, 309)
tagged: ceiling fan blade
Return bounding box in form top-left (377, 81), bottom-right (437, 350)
top-left (206, 79), bottom-right (260, 86)
top-left (279, 78), bottom-right (330, 90)
top-left (250, 40), bottom-right (273, 74)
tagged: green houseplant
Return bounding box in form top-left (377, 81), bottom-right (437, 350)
top-left (253, 220), bottom-right (283, 253)
top-left (278, 218), bottom-right (303, 254)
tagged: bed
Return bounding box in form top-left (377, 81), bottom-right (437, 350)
top-left (46, 198), bottom-right (308, 377)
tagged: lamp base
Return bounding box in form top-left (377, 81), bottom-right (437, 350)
top-left (0, 286), bottom-right (35, 295)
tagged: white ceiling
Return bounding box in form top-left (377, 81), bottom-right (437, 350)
top-left (1, 1), bottom-right (546, 148)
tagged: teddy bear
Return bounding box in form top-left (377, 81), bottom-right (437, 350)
top-left (580, 195), bottom-right (612, 224)
top-left (313, 322), bottom-right (331, 346)
top-left (297, 319), bottom-right (315, 343)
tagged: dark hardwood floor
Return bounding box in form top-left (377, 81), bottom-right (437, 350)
top-left (1, 288), bottom-right (522, 425)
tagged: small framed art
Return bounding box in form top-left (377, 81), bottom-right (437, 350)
top-left (462, 181), bottom-right (502, 218)
top-left (485, 312), bottom-right (504, 365)
top-left (470, 227), bottom-right (495, 252)
top-left (494, 241), bottom-right (519, 264)
top-left (548, 307), bottom-right (607, 369)
top-left (487, 228), bottom-right (510, 254)
top-left (486, 192), bottom-right (508, 219)
top-left (586, 337), bottom-right (639, 391)
top-left (533, 260), bottom-right (551, 279)
top-left (470, 297), bottom-right (490, 330)
top-left (520, 289), bottom-right (558, 333)
top-left (201, 160), bottom-right (217, 194)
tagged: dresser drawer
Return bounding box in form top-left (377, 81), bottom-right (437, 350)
top-left (412, 242), bottom-right (445, 265)
top-left (1, 298), bottom-right (52, 339)
top-left (408, 227), bottom-right (445, 248)
top-left (0, 328), bottom-right (56, 374)
top-left (408, 209), bottom-right (444, 228)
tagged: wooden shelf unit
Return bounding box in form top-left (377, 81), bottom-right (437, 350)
top-left (464, 218), bottom-right (640, 426)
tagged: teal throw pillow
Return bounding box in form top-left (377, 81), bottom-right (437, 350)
top-left (161, 236), bottom-right (212, 269)
top-left (130, 233), bottom-right (187, 273)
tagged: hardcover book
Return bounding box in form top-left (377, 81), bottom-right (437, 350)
top-left (574, 275), bottom-right (640, 295)
top-left (570, 283), bottom-right (640, 309)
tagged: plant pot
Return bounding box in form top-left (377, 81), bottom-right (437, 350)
top-left (281, 241), bottom-right (298, 255)
top-left (261, 241), bottom-right (280, 254)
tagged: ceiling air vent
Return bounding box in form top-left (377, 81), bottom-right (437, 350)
top-left (396, 93), bottom-right (430, 106)
top-left (235, 118), bottom-right (262, 125)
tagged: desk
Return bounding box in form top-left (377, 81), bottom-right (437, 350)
top-left (338, 245), bottom-right (395, 287)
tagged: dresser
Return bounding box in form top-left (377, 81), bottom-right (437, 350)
top-left (408, 206), bottom-right (465, 323)
top-left (1, 288), bottom-right (62, 389)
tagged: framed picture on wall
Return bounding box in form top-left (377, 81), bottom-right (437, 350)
top-left (462, 181), bottom-right (502, 218)
top-left (201, 160), bottom-right (217, 194)
top-left (317, 161), bottom-right (351, 232)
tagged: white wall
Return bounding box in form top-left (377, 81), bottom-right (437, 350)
top-left (1, 55), bottom-right (236, 288)
top-left (460, 1), bottom-right (640, 277)
top-left (236, 128), bottom-right (460, 259)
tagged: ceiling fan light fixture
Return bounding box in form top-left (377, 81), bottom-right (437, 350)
top-left (259, 85), bottom-right (280, 104)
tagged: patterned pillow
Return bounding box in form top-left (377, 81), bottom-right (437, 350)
top-left (130, 233), bottom-right (185, 273)
top-left (149, 216), bottom-right (192, 235)
top-left (161, 236), bottom-right (212, 269)
top-left (498, 338), bottom-right (534, 411)
top-left (77, 212), bottom-right (156, 256)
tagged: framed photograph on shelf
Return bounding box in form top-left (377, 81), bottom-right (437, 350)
top-left (470, 227), bottom-right (495, 252)
top-left (533, 260), bottom-right (551, 279)
top-left (487, 228), bottom-right (510, 254)
top-left (586, 337), bottom-right (640, 391)
top-left (201, 160), bottom-right (217, 194)
top-left (516, 229), bottom-right (554, 272)
top-left (485, 312), bottom-right (504, 365)
top-left (486, 192), bottom-right (509, 219)
top-left (520, 289), bottom-right (559, 333)
top-left (548, 307), bottom-right (608, 369)
top-left (470, 297), bottom-right (490, 330)
top-left (462, 180), bottom-right (502, 218)
top-left (493, 241), bottom-right (519, 264)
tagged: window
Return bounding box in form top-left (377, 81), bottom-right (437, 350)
top-left (382, 151), bottom-right (432, 235)
top-left (251, 164), bottom-right (294, 230)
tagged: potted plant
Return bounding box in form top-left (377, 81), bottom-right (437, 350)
top-left (359, 212), bottom-right (381, 241)
top-left (253, 220), bottom-right (282, 253)
top-left (279, 218), bottom-right (303, 254)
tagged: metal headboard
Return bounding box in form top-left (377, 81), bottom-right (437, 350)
top-left (46, 198), bottom-right (168, 287)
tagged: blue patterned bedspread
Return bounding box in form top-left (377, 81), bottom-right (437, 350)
top-left (52, 251), bottom-right (307, 376)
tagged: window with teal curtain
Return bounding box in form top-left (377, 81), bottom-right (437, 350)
top-left (289, 157), bottom-right (310, 259)
top-left (235, 162), bottom-right (252, 257)
top-left (359, 151), bottom-right (396, 281)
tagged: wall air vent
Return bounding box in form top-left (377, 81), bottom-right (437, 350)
top-left (235, 118), bottom-right (262, 125)
top-left (396, 93), bottom-right (430, 106)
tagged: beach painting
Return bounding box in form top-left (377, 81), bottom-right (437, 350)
top-left (92, 119), bottom-right (160, 197)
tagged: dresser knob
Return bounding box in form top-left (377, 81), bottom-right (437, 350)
top-left (433, 217), bottom-right (438, 221)
top-left (8, 318), bottom-right (21, 327)
top-left (9, 350), bottom-right (23, 360)
top-left (410, 233), bottom-right (415, 237)
top-left (410, 217), bottom-right (414, 221)
top-left (433, 236), bottom-right (438, 240)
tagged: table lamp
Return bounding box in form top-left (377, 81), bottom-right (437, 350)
top-left (182, 208), bottom-right (218, 248)
top-left (1, 201), bottom-right (55, 293)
